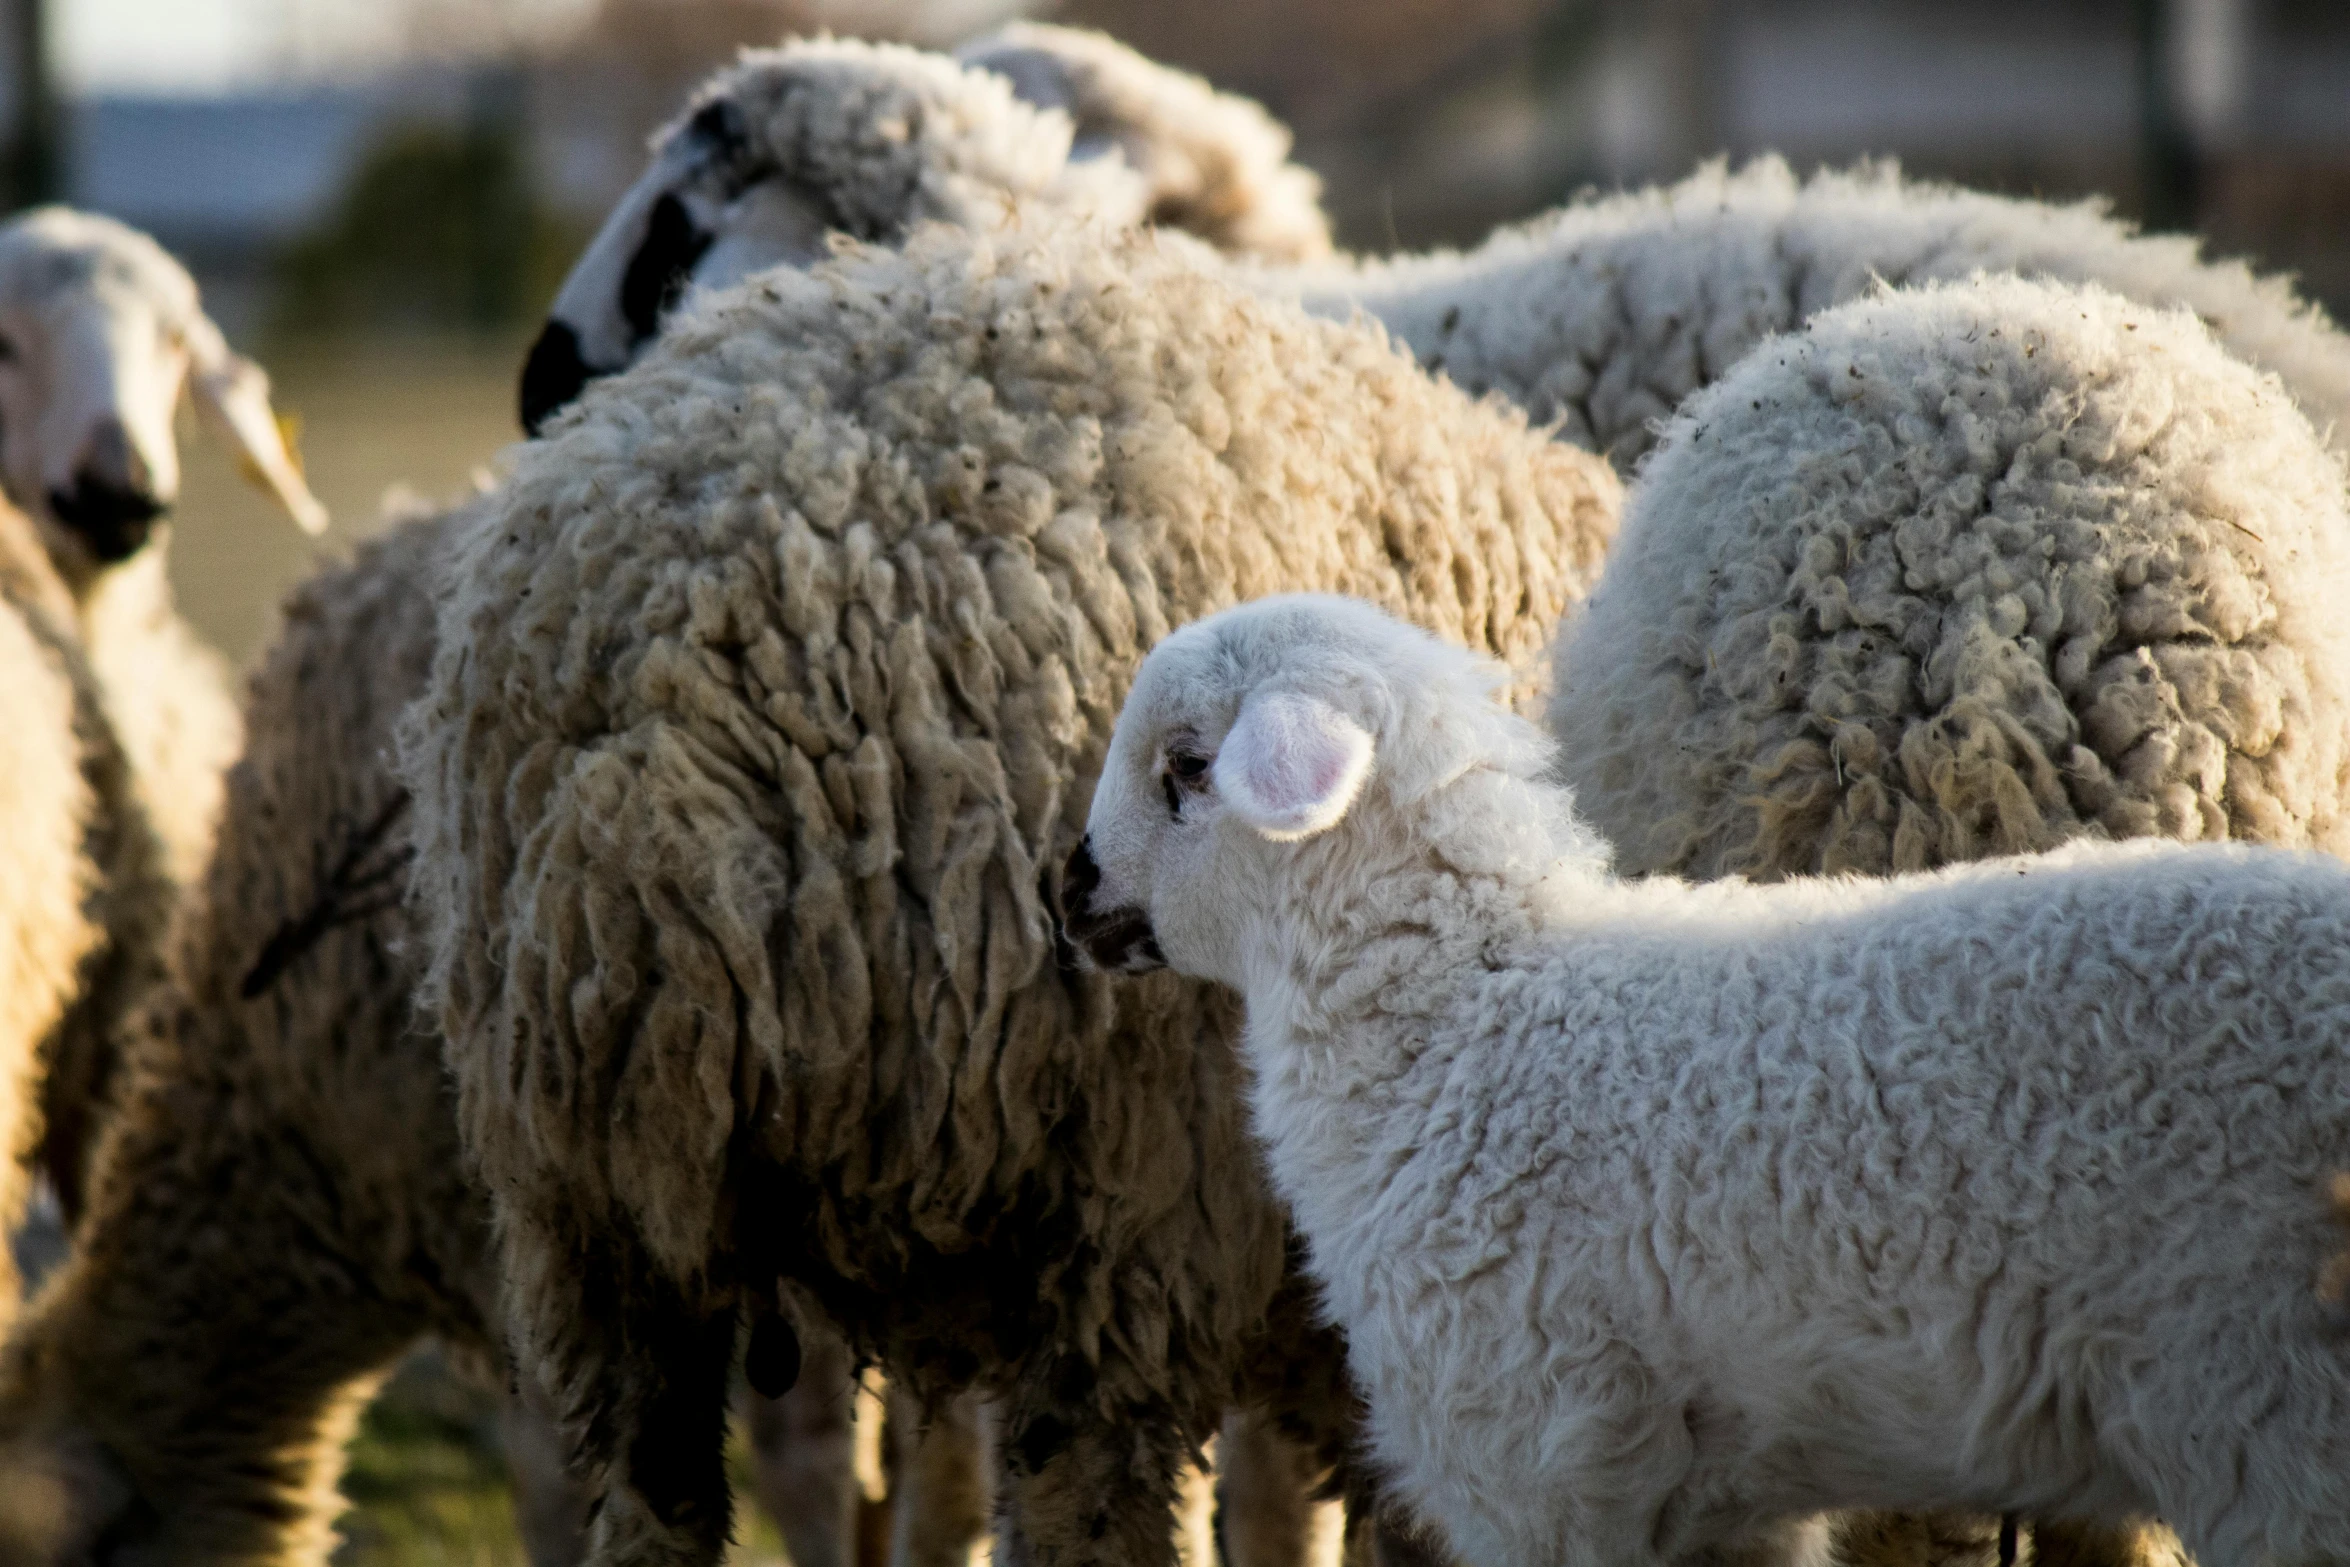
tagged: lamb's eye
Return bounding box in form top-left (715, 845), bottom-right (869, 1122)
top-left (0, 334), bottom-right (21, 364)
top-left (1162, 749), bottom-right (1210, 817)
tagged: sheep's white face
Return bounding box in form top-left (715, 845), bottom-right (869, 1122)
top-left (0, 212), bottom-right (328, 579)
top-left (0, 274), bottom-right (188, 569)
top-left (519, 95), bottom-right (831, 435)
top-left (1064, 597), bottom-right (1397, 992)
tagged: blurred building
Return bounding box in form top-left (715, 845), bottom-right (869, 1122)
top-left (42, 0), bottom-right (2350, 333)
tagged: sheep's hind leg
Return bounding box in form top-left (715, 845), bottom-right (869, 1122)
top-left (992, 1391), bottom-right (1191, 1567)
top-left (503, 1376), bottom-right (594, 1567)
top-left (890, 1386), bottom-right (994, 1567)
top-left (1218, 1409), bottom-right (1347, 1567)
top-left (743, 1325), bottom-right (864, 1567)
top-left (580, 1305), bottom-right (740, 1567)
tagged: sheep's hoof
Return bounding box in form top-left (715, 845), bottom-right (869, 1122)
top-left (746, 1314), bottom-right (802, 1399)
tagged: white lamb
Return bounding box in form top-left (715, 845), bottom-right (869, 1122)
top-left (1066, 593), bottom-right (2350, 1567)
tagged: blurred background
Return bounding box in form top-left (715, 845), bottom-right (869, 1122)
top-left (22, 0), bottom-right (2350, 668)
top-left (16, 0), bottom-right (2349, 1558)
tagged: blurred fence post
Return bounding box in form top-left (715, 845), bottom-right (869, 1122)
top-left (0, 0), bottom-right (56, 212)
top-left (2138, 0), bottom-right (2248, 233)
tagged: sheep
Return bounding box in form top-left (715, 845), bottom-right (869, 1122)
top-left (0, 505), bottom-right (499, 1566)
top-left (0, 207), bottom-right (323, 1258)
top-left (0, 506), bottom-right (110, 1326)
top-left (518, 33), bottom-right (1152, 433)
top-left (1251, 156), bottom-right (2350, 471)
top-left (1546, 274), bottom-right (2350, 884)
top-left (0, 56), bottom-right (1145, 1554)
top-left (1062, 590), bottom-right (2350, 1567)
top-left (953, 23), bottom-right (1333, 265)
top-left (1543, 272), bottom-right (2349, 1567)
top-left (396, 215), bottom-right (1619, 1567)
top-left (530, 42), bottom-right (2350, 484)
top-left (0, 484), bottom-right (980, 1567)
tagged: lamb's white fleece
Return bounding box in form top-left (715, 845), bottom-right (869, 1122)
top-left (1070, 593), bottom-right (2350, 1567)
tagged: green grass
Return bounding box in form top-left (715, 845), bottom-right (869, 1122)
top-left (330, 1347), bottom-right (794, 1567)
top-left (333, 1350), bottom-right (526, 1567)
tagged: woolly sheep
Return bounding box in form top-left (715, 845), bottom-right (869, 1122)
top-left (397, 216), bottom-right (1618, 1567)
top-left (1250, 156), bottom-right (2350, 470)
top-left (515, 32), bottom-right (1312, 1556)
top-left (0, 508), bottom-right (509, 1566)
top-left (1064, 591), bottom-right (2350, 1567)
top-left (1547, 274), bottom-right (2350, 883)
top-left (0, 208), bottom-right (323, 1258)
top-left (518, 34), bottom-right (1151, 433)
top-left (0, 511), bottom-right (988, 1566)
top-left (532, 46), bottom-right (2350, 482)
top-left (0, 507), bottom-right (111, 1325)
top-left (954, 23), bottom-right (1332, 265)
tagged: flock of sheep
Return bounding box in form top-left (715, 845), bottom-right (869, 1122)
top-left (0, 20), bottom-right (2342, 1567)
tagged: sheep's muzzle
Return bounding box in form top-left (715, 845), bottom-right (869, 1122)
top-left (49, 475), bottom-right (163, 563)
top-left (1060, 836), bottom-right (1164, 973)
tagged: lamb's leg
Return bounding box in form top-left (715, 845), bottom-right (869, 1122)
top-left (743, 1326), bottom-right (862, 1567)
top-left (502, 1378), bottom-right (594, 1567)
top-left (890, 1386), bottom-right (993, 1567)
top-left (992, 1390), bottom-right (1190, 1567)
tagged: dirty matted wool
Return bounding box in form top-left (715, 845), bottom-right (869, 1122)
top-left (400, 217), bottom-right (1616, 1566)
top-left (1550, 274), bottom-right (2350, 881)
top-left (0, 508), bottom-right (500, 1566)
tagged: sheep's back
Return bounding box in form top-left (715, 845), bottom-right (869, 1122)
top-left (401, 221), bottom-right (1615, 1407)
top-left (1550, 275), bottom-right (2350, 880)
top-left (1313, 157), bottom-right (2350, 470)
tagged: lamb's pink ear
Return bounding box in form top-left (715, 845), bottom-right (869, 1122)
top-left (1215, 690), bottom-right (1373, 841)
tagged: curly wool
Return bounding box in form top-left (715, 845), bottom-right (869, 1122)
top-left (399, 218), bottom-right (1616, 1566)
top-left (670, 35), bottom-right (1147, 248)
top-left (0, 507), bottom-right (111, 1326)
top-left (1074, 594), bottom-right (2350, 1567)
top-left (1266, 156), bottom-right (2350, 469)
top-left (1547, 275), bottom-right (2350, 882)
top-left (956, 23), bottom-right (1333, 264)
top-left (0, 509), bottom-right (500, 1567)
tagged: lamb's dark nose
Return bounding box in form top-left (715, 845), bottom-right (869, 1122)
top-left (49, 418), bottom-right (164, 562)
top-left (1060, 836), bottom-right (1165, 974)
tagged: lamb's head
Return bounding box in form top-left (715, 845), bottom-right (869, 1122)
top-left (0, 208), bottom-right (325, 582)
top-left (518, 34), bottom-right (1147, 433)
top-left (1064, 595), bottom-right (1561, 990)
